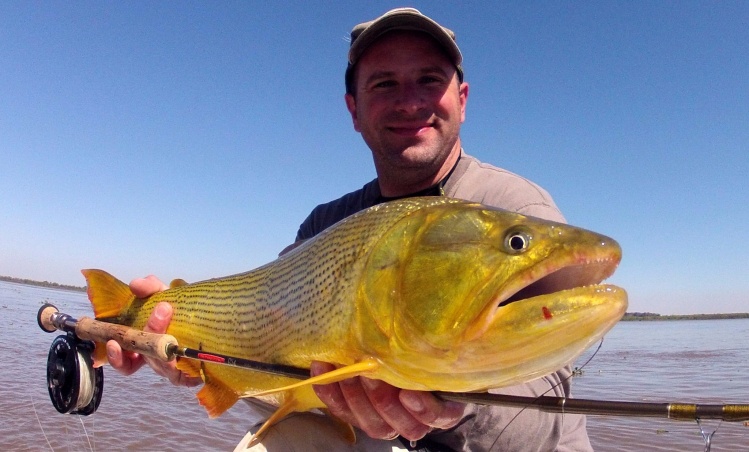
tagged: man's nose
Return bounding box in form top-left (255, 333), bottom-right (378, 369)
top-left (394, 82), bottom-right (426, 113)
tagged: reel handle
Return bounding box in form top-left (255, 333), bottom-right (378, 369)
top-left (38, 303), bottom-right (178, 362)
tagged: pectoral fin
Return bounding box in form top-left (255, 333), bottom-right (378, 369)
top-left (241, 359), bottom-right (380, 399)
top-left (239, 397), bottom-right (300, 449)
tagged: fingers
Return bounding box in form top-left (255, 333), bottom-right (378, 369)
top-left (312, 362), bottom-right (396, 438)
top-left (129, 275), bottom-right (168, 298)
top-left (111, 276), bottom-right (202, 388)
top-left (359, 377), bottom-right (429, 440)
top-left (106, 302), bottom-right (173, 377)
top-left (311, 361), bottom-right (466, 442)
top-left (109, 278), bottom-right (169, 377)
top-left (140, 302), bottom-right (203, 387)
top-left (143, 301), bottom-right (172, 334)
top-left (106, 340), bottom-right (145, 376)
top-left (399, 390), bottom-right (465, 430)
top-left (310, 362), bottom-right (361, 426)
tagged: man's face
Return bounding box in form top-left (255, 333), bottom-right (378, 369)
top-left (346, 31), bottom-right (468, 180)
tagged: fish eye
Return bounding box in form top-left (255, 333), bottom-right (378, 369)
top-left (504, 229), bottom-right (532, 254)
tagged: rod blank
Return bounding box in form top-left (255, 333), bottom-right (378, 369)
top-left (435, 392), bottom-right (749, 422)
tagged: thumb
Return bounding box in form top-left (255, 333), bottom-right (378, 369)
top-left (145, 302), bottom-right (172, 334)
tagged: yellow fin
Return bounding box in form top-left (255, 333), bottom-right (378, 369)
top-left (242, 360), bottom-right (379, 399)
top-left (197, 374), bottom-right (239, 418)
top-left (169, 278), bottom-right (188, 288)
top-left (234, 407), bottom-right (356, 451)
top-left (175, 356), bottom-right (204, 380)
top-left (91, 341), bottom-right (108, 367)
top-left (81, 269), bottom-right (135, 319)
top-left (243, 397), bottom-right (301, 449)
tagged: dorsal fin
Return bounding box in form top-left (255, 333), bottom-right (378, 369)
top-left (169, 278), bottom-right (189, 288)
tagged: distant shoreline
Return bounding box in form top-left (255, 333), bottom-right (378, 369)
top-left (0, 275), bottom-right (86, 292)
top-left (1, 276), bottom-right (747, 320)
top-left (621, 312), bottom-right (749, 321)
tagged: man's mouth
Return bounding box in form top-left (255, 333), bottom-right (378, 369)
top-left (387, 124), bottom-right (432, 136)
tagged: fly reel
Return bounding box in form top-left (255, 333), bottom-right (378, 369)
top-left (39, 304), bottom-right (104, 415)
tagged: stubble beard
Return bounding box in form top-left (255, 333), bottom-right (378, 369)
top-left (371, 134), bottom-right (459, 195)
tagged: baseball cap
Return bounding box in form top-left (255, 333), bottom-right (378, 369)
top-left (345, 8), bottom-right (464, 94)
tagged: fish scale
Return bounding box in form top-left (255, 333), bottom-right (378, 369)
top-left (128, 198), bottom-right (448, 366)
top-left (82, 196), bottom-right (626, 443)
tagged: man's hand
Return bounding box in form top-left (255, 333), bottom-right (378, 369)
top-left (311, 361), bottom-right (465, 442)
top-left (105, 275), bottom-right (202, 387)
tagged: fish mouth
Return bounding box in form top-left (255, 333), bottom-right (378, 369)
top-left (497, 255), bottom-right (620, 308)
top-left (460, 244), bottom-right (623, 344)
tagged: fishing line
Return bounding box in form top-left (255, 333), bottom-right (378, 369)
top-left (72, 350), bottom-right (97, 452)
top-left (29, 394), bottom-right (54, 452)
top-left (76, 350), bottom-right (95, 412)
top-left (77, 414), bottom-right (94, 452)
top-left (491, 338), bottom-right (604, 449)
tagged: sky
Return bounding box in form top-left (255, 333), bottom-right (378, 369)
top-left (1, 1), bottom-right (747, 315)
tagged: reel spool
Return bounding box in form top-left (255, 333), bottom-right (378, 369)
top-left (46, 333), bottom-right (103, 415)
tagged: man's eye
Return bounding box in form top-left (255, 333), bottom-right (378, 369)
top-left (420, 76), bottom-right (442, 84)
top-left (373, 80), bottom-right (396, 89)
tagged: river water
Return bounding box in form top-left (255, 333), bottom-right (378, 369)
top-left (1, 281), bottom-right (747, 451)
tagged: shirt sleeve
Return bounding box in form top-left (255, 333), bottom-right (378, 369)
top-left (448, 155), bottom-right (566, 224)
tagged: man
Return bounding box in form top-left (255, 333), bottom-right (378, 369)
top-left (109, 8), bottom-right (593, 451)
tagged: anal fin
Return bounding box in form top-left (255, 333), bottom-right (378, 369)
top-left (196, 373), bottom-right (238, 418)
top-left (175, 356), bottom-right (203, 379)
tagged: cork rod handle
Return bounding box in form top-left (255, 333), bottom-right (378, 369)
top-left (74, 317), bottom-right (178, 362)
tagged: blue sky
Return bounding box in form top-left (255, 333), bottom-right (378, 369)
top-left (1, 2), bottom-right (747, 314)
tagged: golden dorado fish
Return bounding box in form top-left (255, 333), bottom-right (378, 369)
top-left (82, 196), bottom-right (627, 443)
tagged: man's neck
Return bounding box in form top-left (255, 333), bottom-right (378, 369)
top-left (377, 146), bottom-right (462, 198)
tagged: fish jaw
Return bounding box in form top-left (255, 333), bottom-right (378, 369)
top-left (451, 283), bottom-right (627, 389)
top-left (355, 201), bottom-right (627, 391)
top-left (397, 205), bottom-right (624, 348)
top-left (374, 283), bottom-right (626, 392)
top-left (462, 223), bottom-right (623, 343)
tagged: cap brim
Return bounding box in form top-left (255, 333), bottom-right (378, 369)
top-left (348, 10), bottom-right (462, 67)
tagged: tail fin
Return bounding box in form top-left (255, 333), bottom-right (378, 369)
top-left (81, 269), bottom-right (134, 319)
top-left (81, 269), bottom-right (136, 367)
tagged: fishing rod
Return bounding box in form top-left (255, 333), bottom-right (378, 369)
top-left (38, 304), bottom-right (749, 423)
top-left (37, 303), bottom-right (310, 414)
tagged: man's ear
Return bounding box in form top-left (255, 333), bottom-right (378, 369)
top-left (345, 93), bottom-right (361, 132)
top-left (459, 82), bottom-right (469, 123)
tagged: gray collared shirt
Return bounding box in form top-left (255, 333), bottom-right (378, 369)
top-left (294, 150), bottom-right (591, 452)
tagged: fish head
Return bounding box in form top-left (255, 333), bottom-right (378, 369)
top-left (358, 199), bottom-right (627, 390)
